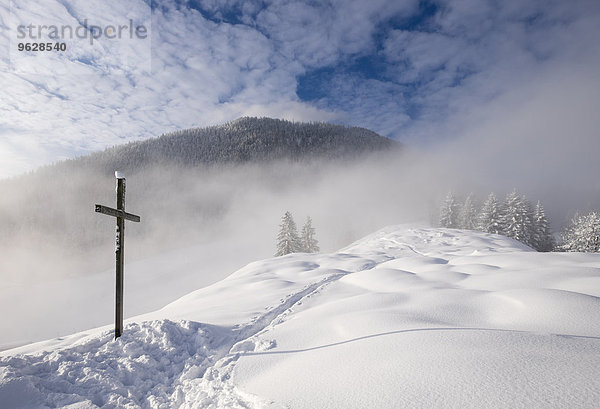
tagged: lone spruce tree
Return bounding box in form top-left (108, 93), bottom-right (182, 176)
top-left (500, 190), bottom-right (534, 247)
top-left (458, 193), bottom-right (477, 230)
top-left (531, 201), bottom-right (555, 252)
top-left (477, 192), bottom-right (502, 234)
top-left (439, 191), bottom-right (460, 228)
top-left (275, 211), bottom-right (302, 256)
top-left (301, 216), bottom-right (320, 253)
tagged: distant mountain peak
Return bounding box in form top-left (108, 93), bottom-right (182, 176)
top-left (74, 117), bottom-right (399, 175)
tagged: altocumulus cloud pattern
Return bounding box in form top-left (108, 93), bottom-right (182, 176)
top-left (0, 0), bottom-right (599, 178)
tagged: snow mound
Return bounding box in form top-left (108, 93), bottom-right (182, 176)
top-left (2, 226), bottom-right (600, 408)
top-left (0, 320), bottom-right (274, 409)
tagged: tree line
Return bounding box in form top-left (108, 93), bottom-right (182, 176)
top-left (439, 190), bottom-right (555, 252)
top-left (439, 190), bottom-right (600, 253)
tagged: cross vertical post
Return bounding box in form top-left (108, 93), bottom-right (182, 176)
top-left (95, 171), bottom-right (141, 339)
top-left (115, 176), bottom-right (125, 339)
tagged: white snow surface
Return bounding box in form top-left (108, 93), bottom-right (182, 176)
top-left (1, 226), bottom-right (600, 408)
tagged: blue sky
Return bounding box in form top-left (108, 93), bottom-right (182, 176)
top-left (1, 0), bottom-right (600, 179)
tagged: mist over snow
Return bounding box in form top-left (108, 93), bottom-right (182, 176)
top-left (0, 119), bottom-right (420, 348)
top-left (0, 112), bottom-right (596, 347)
top-left (0, 155), bottom-right (447, 347)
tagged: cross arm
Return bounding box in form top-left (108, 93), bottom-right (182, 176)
top-left (95, 204), bottom-right (141, 222)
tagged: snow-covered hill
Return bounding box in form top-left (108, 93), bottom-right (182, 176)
top-left (2, 226), bottom-right (600, 408)
top-left (73, 117), bottom-right (398, 175)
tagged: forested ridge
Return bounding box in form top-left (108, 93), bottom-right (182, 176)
top-left (59, 117), bottom-right (398, 176)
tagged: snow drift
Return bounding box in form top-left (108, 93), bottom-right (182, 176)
top-left (1, 226), bottom-right (599, 408)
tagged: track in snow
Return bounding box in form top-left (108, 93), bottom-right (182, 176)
top-left (0, 272), bottom-right (354, 409)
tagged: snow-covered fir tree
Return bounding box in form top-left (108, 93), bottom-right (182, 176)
top-left (476, 192), bottom-right (502, 234)
top-left (439, 191), bottom-right (460, 228)
top-left (560, 212), bottom-right (600, 252)
top-left (300, 216), bottom-right (319, 253)
top-left (500, 190), bottom-right (534, 247)
top-left (531, 201), bottom-right (555, 252)
top-left (275, 211), bottom-right (302, 256)
top-left (457, 193), bottom-right (477, 230)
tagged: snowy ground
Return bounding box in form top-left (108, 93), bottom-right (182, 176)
top-left (1, 226), bottom-right (599, 408)
top-left (0, 236), bottom-right (269, 350)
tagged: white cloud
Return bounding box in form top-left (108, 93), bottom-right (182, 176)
top-left (0, 0), bottom-right (337, 177)
top-left (253, 0), bottom-right (419, 68)
top-left (374, 0), bottom-right (600, 140)
top-left (1, 0), bottom-right (599, 188)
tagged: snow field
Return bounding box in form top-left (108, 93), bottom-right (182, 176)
top-left (232, 228), bottom-right (600, 408)
top-left (1, 226), bottom-right (600, 408)
top-left (0, 237), bottom-right (268, 350)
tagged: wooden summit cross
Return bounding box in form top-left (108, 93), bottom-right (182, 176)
top-left (95, 171), bottom-right (141, 339)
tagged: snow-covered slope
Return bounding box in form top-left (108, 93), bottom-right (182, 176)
top-left (2, 226), bottom-right (600, 408)
top-left (0, 237), bottom-right (268, 350)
